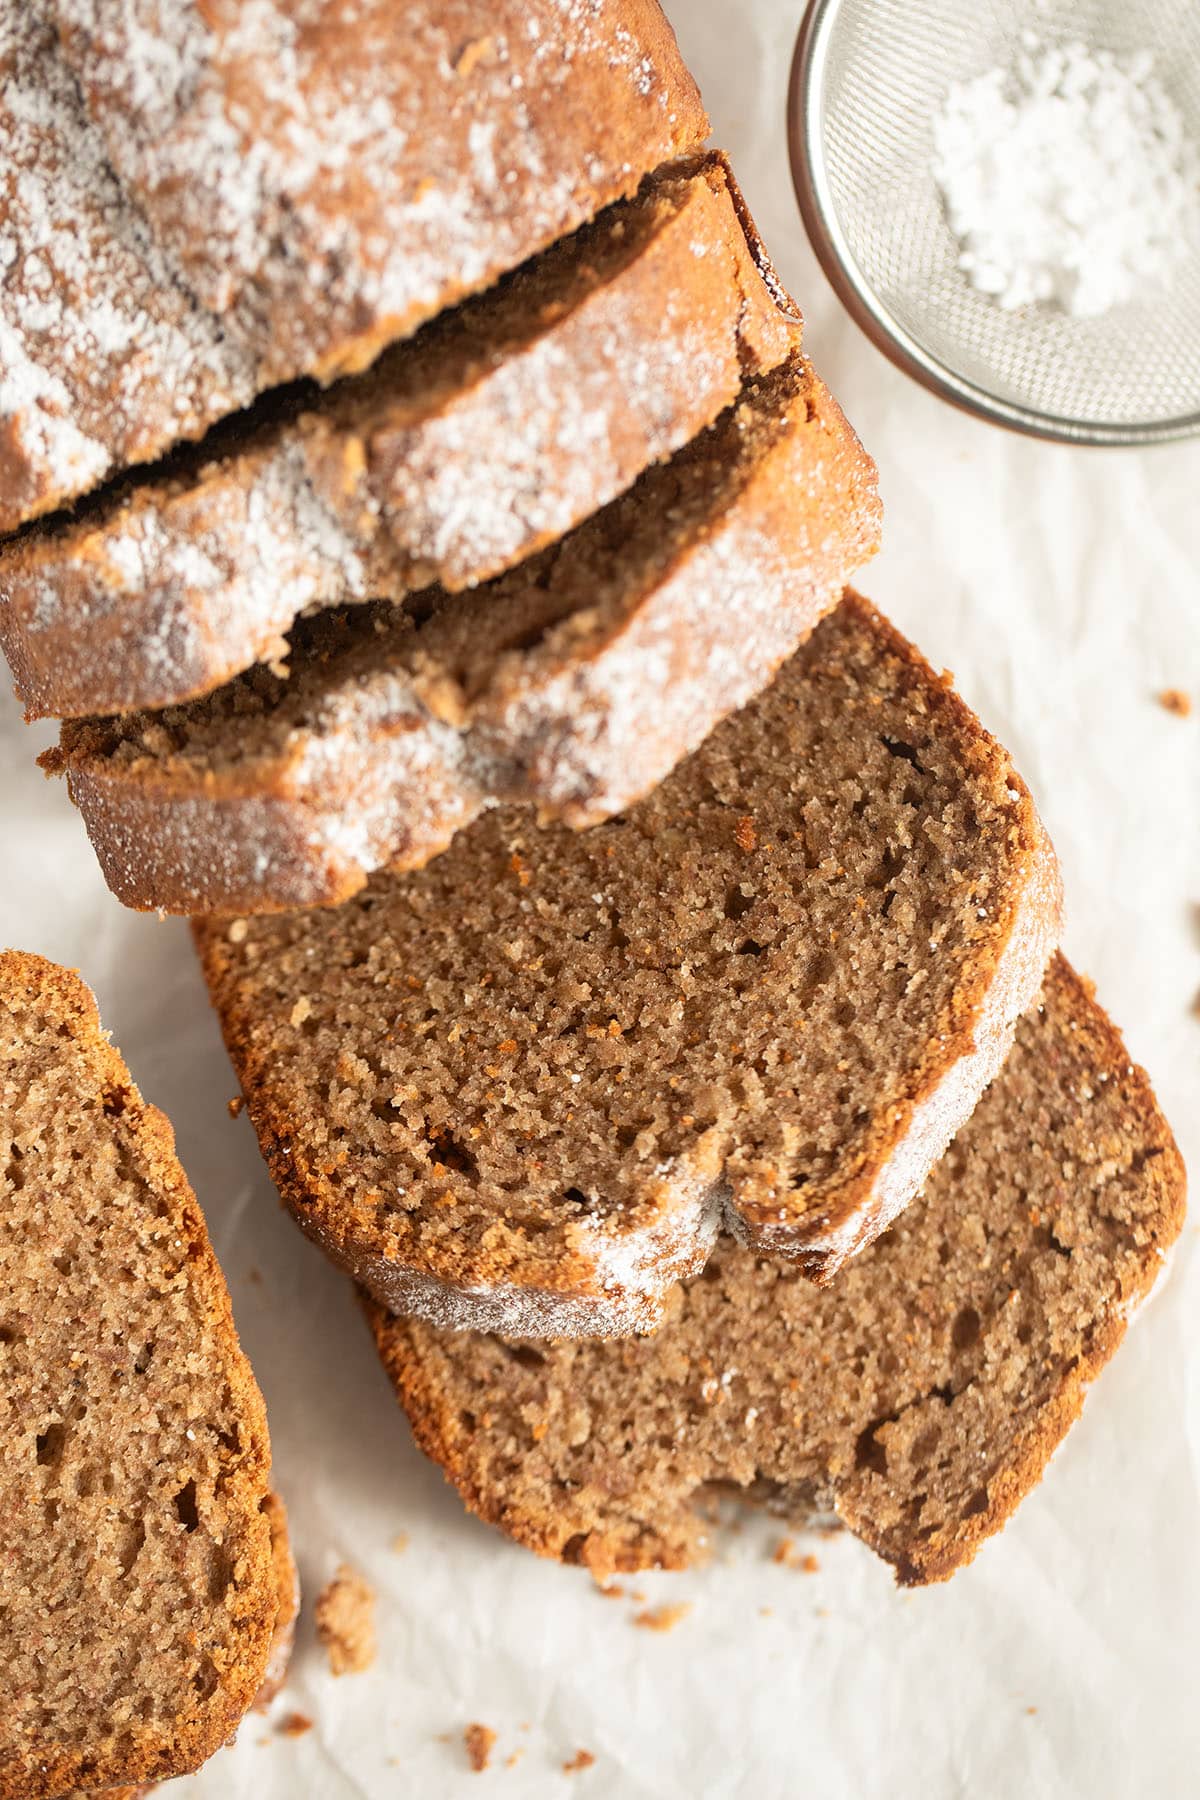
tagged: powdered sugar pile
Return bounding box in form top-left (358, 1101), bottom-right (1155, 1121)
top-left (932, 37), bottom-right (1200, 316)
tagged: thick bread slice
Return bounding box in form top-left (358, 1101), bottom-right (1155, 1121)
top-left (60, 1493), bottom-right (298, 1800)
top-left (49, 355), bottom-right (880, 915)
top-left (1, 154), bottom-right (798, 719)
top-left (193, 594), bottom-right (1061, 1336)
top-left (367, 957), bottom-right (1185, 1586)
top-left (0, 954), bottom-right (280, 1799)
top-left (1, 3), bottom-right (706, 533)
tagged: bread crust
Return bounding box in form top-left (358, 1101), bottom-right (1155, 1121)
top-left (0, 954), bottom-right (280, 1800)
top-left (193, 594), bottom-right (1061, 1335)
top-left (2, 0), bottom-right (707, 530)
top-left (0, 154), bottom-right (798, 720)
top-left (49, 362), bottom-right (881, 916)
top-left (366, 957), bottom-right (1186, 1586)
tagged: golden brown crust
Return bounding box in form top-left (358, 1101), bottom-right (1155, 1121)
top-left (366, 957), bottom-right (1185, 1586)
top-left (54, 0), bottom-right (709, 389)
top-left (49, 359), bottom-right (880, 916)
top-left (0, 953), bottom-right (278, 1800)
top-left (1, 153), bottom-right (798, 720)
top-left (2, 0), bottom-right (707, 531)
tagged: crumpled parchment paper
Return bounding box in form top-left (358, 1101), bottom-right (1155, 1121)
top-left (1, 2), bottom-right (1197, 1793)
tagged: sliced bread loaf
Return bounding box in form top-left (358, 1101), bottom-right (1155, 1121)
top-left (367, 956), bottom-right (1185, 1585)
top-left (2, 2), bottom-right (706, 532)
top-left (193, 593), bottom-right (1060, 1337)
top-left (48, 355), bottom-right (880, 915)
top-left (1, 154), bottom-right (798, 719)
top-left (0, 953), bottom-right (282, 1799)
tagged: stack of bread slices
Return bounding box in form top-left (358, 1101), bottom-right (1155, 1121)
top-left (0, 3), bottom-right (1185, 1790)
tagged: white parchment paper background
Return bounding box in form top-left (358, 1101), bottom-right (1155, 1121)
top-left (2, 4), bottom-right (1198, 1794)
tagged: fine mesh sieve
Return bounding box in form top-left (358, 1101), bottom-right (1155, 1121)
top-left (787, 0), bottom-right (1200, 443)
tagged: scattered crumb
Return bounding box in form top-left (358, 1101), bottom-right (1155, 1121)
top-left (772, 1538), bottom-right (819, 1571)
top-left (464, 1723), bottom-right (497, 1772)
top-left (592, 1576), bottom-right (625, 1599)
top-left (315, 1566), bottom-right (377, 1676)
top-left (1158, 688), bottom-right (1192, 717)
top-left (246, 1266), bottom-right (262, 1286)
top-left (630, 1590), bottom-right (646, 1604)
top-left (759, 1606), bottom-right (773, 1618)
top-left (563, 1749), bottom-right (596, 1774)
top-left (1026, 1706), bottom-right (1038, 1716)
top-left (815, 1606), bottom-right (830, 1619)
top-left (277, 1711), bottom-right (314, 1738)
top-left (227, 1094), bottom-right (244, 1118)
top-left (391, 1531), bottom-right (410, 1555)
top-left (633, 1603), bottom-right (691, 1633)
top-left (256, 1735), bottom-right (271, 1747)
top-left (506, 1749), bottom-right (525, 1770)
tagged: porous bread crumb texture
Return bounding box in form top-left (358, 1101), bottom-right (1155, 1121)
top-left (50, 355), bottom-right (881, 916)
top-left (0, 152), bottom-right (799, 720)
top-left (1, 0), bottom-right (705, 530)
top-left (0, 953), bottom-right (278, 1800)
top-left (367, 957), bottom-right (1185, 1587)
top-left (193, 593), bottom-right (1059, 1339)
top-left (314, 1566), bottom-right (377, 1677)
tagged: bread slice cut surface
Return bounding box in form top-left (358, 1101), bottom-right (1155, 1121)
top-left (0, 953), bottom-right (278, 1799)
top-left (194, 592), bottom-right (1061, 1335)
top-left (50, 354), bottom-right (881, 915)
top-left (0, 153), bottom-right (799, 720)
top-left (367, 957), bottom-right (1185, 1585)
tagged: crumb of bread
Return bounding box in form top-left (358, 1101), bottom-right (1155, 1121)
top-left (506, 1749), bottom-right (525, 1769)
top-left (632, 1603), bottom-right (691, 1633)
top-left (773, 1536), bottom-right (822, 1571)
top-left (592, 1575), bottom-right (624, 1599)
top-left (228, 1094), bottom-right (245, 1118)
top-left (1158, 689), bottom-right (1192, 717)
top-left (278, 1711), bottom-right (314, 1737)
top-left (391, 1531), bottom-right (410, 1554)
top-left (315, 1566), bottom-right (377, 1675)
top-left (464, 1723), bottom-right (497, 1771)
top-left (563, 1748), bottom-right (596, 1773)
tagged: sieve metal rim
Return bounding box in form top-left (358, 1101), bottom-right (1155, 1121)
top-left (786, 0), bottom-right (1200, 446)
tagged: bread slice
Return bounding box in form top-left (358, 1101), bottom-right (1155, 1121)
top-left (0, 953), bottom-right (282, 1799)
top-left (193, 593), bottom-right (1061, 1336)
top-left (59, 1493), bottom-right (299, 1800)
top-left (48, 354), bottom-right (881, 915)
top-left (0, 154), bottom-right (798, 720)
top-left (1, 2), bottom-right (706, 532)
top-left (367, 956), bottom-right (1185, 1585)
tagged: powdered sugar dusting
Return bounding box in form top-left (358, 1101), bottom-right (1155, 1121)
top-left (0, 6), bottom-right (258, 526)
top-left (53, 359), bottom-right (881, 913)
top-left (2, 155), bottom-right (795, 716)
top-left (51, 0), bottom-right (707, 385)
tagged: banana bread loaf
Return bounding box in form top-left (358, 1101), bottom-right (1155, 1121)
top-left (0, 154), bottom-right (797, 718)
top-left (193, 593), bottom-right (1060, 1335)
top-left (0, 953), bottom-right (284, 1798)
top-left (367, 957), bottom-right (1185, 1584)
top-left (49, 355), bottom-right (880, 915)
